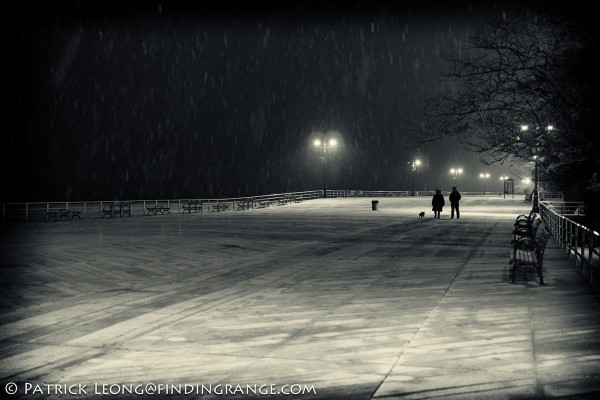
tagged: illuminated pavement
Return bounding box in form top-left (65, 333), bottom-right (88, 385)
top-left (1, 196), bottom-right (599, 399)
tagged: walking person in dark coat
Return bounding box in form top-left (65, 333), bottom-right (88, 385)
top-left (449, 186), bottom-right (462, 219)
top-left (431, 189), bottom-right (445, 218)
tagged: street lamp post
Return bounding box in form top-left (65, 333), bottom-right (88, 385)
top-left (314, 136), bottom-right (337, 198)
top-left (520, 125), bottom-right (540, 212)
top-left (450, 167), bottom-right (463, 181)
top-left (532, 155), bottom-right (540, 213)
top-left (499, 175), bottom-right (509, 198)
top-left (409, 159), bottom-right (421, 196)
top-left (479, 173), bottom-right (490, 195)
top-left (520, 124), bottom-right (553, 213)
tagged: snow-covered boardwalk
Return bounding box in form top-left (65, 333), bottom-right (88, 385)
top-left (1, 197), bottom-right (599, 399)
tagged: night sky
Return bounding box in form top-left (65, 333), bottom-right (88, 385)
top-left (9, 1), bottom-right (526, 203)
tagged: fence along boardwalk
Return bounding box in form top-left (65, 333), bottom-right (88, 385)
top-left (0, 191), bottom-right (324, 223)
top-left (1, 197), bottom-right (599, 399)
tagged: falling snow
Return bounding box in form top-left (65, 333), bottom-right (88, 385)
top-left (8, 1), bottom-right (546, 202)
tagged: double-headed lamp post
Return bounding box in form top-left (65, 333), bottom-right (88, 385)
top-left (409, 159), bottom-right (421, 196)
top-left (314, 136), bottom-right (337, 198)
top-left (479, 173), bottom-right (490, 195)
top-left (520, 124), bottom-right (553, 213)
top-left (450, 167), bottom-right (463, 181)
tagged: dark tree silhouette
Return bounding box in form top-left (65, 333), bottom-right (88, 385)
top-left (422, 4), bottom-right (600, 202)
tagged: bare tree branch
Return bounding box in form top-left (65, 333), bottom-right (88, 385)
top-left (420, 5), bottom-right (599, 199)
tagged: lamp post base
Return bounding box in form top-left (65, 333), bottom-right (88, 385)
top-left (532, 191), bottom-right (540, 213)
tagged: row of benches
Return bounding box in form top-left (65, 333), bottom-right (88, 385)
top-left (182, 200), bottom-right (202, 213)
top-left (47, 209), bottom-right (81, 221)
top-left (185, 198), bottom-right (298, 212)
top-left (147, 205), bottom-right (171, 215)
top-left (509, 211), bottom-right (551, 284)
top-left (46, 197), bottom-right (305, 221)
top-left (229, 195), bottom-right (305, 211)
top-left (103, 202), bottom-right (132, 218)
top-left (138, 196), bottom-right (306, 214)
top-left (183, 200), bottom-right (231, 212)
top-left (103, 202), bottom-right (173, 217)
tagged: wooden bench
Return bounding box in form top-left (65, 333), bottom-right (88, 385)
top-left (102, 204), bottom-right (115, 218)
top-left (118, 202), bottom-right (131, 217)
top-left (212, 203), bottom-right (230, 212)
top-left (511, 212), bottom-right (541, 261)
top-left (510, 220), bottom-right (550, 284)
top-left (159, 205), bottom-right (170, 214)
top-left (277, 197), bottom-right (289, 206)
top-left (147, 205), bottom-right (171, 215)
top-left (237, 199), bottom-right (253, 210)
top-left (47, 210), bottom-right (59, 221)
top-left (182, 200), bottom-right (202, 213)
top-left (60, 209), bottom-right (79, 220)
top-left (511, 213), bottom-right (540, 250)
top-left (258, 200), bottom-right (270, 208)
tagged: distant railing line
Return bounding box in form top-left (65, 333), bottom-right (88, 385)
top-left (1, 191), bottom-right (323, 223)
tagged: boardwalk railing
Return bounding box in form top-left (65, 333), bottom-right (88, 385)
top-left (1, 191), bottom-right (322, 224)
top-left (1, 189), bottom-right (513, 223)
top-left (539, 190), bottom-right (564, 201)
top-left (325, 190), bottom-right (502, 197)
top-left (540, 200), bottom-right (599, 288)
top-left (326, 190), bottom-right (412, 197)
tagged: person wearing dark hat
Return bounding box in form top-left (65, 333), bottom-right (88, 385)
top-left (449, 186), bottom-right (462, 219)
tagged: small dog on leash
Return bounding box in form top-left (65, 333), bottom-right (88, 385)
top-left (418, 211), bottom-right (425, 218)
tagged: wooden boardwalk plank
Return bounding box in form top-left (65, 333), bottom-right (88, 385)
top-left (1, 197), bottom-right (599, 399)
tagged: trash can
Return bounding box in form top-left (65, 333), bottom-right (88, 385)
top-left (371, 200), bottom-right (379, 211)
